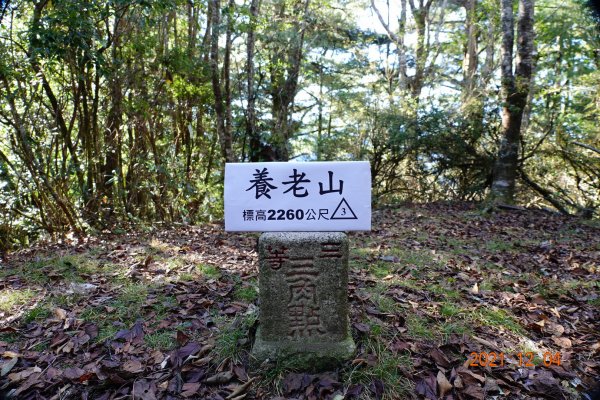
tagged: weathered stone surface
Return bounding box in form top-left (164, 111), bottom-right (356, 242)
top-left (251, 232), bottom-right (355, 370)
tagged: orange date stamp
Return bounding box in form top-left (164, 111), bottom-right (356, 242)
top-left (468, 351), bottom-right (562, 368)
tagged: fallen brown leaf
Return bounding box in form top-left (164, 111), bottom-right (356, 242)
top-left (205, 371), bottom-right (234, 384)
top-left (437, 371), bottom-right (453, 397)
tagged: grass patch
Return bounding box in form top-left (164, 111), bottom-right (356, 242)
top-left (588, 297), bottom-right (600, 307)
top-left (80, 283), bottom-right (150, 343)
top-left (366, 285), bottom-right (399, 314)
top-left (23, 304), bottom-right (52, 323)
top-left (0, 254), bottom-right (123, 286)
top-left (485, 240), bottom-right (514, 252)
top-left (405, 314), bottom-right (435, 340)
top-left (197, 264), bottom-right (220, 279)
top-left (370, 261), bottom-right (396, 278)
top-left (177, 272), bottom-right (195, 282)
top-left (425, 283), bottom-right (460, 300)
top-left (234, 285), bottom-right (258, 303)
top-left (151, 295), bottom-right (177, 319)
top-left (350, 246), bottom-right (375, 258)
top-left (0, 332), bottom-right (18, 343)
top-left (440, 303), bottom-right (461, 318)
top-left (30, 340), bottom-right (49, 352)
top-left (149, 238), bottom-right (174, 254)
top-left (394, 279), bottom-right (421, 290)
top-left (0, 288), bottom-right (35, 313)
top-left (535, 277), bottom-right (598, 299)
top-left (343, 336), bottom-right (413, 399)
top-left (469, 307), bottom-right (524, 334)
top-left (213, 313), bottom-right (257, 364)
top-left (95, 324), bottom-right (121, 343)
top-left (145, 329), bottom-right (176, 350)
top-left (440, 321), bottom-right (471, 342)
top-left (388, 248), bottom-right (438, 268)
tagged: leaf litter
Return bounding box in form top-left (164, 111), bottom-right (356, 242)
top-left (0, 202), bottom-right (598, 399)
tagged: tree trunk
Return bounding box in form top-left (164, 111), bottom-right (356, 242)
top-left (269, 0), bottom-right (310, 161)
top-left (210, 0), bottom-right (235, 163)
top-left (246, 0), bottom-right (260, 161)
top-left (103, 13), bottom-right (124, 213)
top-left (490, 0), bottom-right (535, 204)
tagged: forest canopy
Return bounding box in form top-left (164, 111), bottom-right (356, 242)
top-left (0, 0), bottom-right (599, 247)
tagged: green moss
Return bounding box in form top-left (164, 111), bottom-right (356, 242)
top-left (197, 264), bottom-right (220, 279)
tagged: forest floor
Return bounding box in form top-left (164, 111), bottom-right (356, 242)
top-left (0, 202), bottom-right (599, 400)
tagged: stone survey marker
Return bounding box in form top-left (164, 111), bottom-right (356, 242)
top-left (251, 232), bottom-right (355, 367)
top-left (224, 162), bottom-right (370, 368)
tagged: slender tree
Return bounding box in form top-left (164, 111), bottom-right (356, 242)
top-left (490, 0), bottom-right (535, 204)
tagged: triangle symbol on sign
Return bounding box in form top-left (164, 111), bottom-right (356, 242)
top-left (330, 198), bottom-right (358, 220)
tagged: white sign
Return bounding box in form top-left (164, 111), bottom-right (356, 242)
top-left (225, 161), bottom-right (371, 232)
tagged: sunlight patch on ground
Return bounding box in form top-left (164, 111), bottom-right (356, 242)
top-left (0, 288), bottom-right (35, 314)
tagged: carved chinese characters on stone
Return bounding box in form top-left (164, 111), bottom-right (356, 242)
top-left (285, 256), bottom-right (325, 338)
top-left (252, 232), bottom-right (355, 369)
top-left (265, 245), bottom-right (289, 270)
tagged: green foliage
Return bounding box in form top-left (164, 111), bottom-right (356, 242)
top-left (0, 0), bottom-right (598, 247)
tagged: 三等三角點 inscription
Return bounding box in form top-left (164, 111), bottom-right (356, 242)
top-left (225, 162), bottom-right (370, 231)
